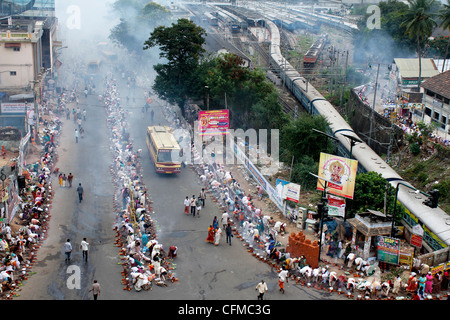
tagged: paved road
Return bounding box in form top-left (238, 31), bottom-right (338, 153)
top-left (16, 67), bottom-right (345, 301)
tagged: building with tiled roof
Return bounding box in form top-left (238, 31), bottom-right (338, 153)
top-left (420, 70), bottom-right (450, 139)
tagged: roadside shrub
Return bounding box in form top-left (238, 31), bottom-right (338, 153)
top-left (410, 143), bottom-right (420, 156)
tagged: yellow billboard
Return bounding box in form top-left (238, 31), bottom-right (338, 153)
top-left (317, 153), bottom-right (358, 200)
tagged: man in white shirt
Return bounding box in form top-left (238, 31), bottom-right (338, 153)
top-left (221, 211), bottom-right (229, 230)
top-left (80, 238), bottom-right (89, 263)
top-left (190, 195), bottom-right (196, 216)
top-left (256, 280), bottom-right (268, 300)
top-left (64, 239), bottom-right (72, 263)
top-left (346, 252), bottom-right (356, 268)
top-left (184, 196), bottom-right (190, 215)
top-left (278, 269), bottom-right (289, 293)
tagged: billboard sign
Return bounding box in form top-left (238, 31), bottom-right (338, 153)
top-left (377, 236), bottom-right (400, 265)
top-left (276, 178), bottom-right (300, 203)
top-left (317, 153), bottom-right (358, 200)
top-left (327, 194), bottom-right (346, 217)
top-left (199, 110), bottom-right (229, 136)
top-left (1, 102), bottom-right (34, 114)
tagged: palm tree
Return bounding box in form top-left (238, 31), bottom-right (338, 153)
top-left (439, 1), bottom-right (450, 72)
top-left (400, 0), bottom-right (438, 91)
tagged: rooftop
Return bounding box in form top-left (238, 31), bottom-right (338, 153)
top-left (394, 58), bottom-right (440, 79)
top-left (421, 70), bottom-right (450, 100)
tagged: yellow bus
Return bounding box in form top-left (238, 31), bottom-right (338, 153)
top-left (146, 126), bottom-right (182, 174)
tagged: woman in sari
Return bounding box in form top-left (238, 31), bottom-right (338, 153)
top-left (214, 227), bottom-right (222, 246)
top-left (206, 225), bottom-right (215, 244)
top-left (425, 272), bottom-right (433, 294)
top-left (432, 272), bottom-right (442, 294)
top-left (418, 274), bottom-right (426, 292)
top-left (406, 272), bottom-right (418, 293)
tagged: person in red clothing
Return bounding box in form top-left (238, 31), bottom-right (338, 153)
top-left (206, 225), bottom-right (215, 244)
top-left (67, 173), bottom-right (73, 187)
top-left (406, 272), bottom-right (418, 293)
top-left (412, 288), bottom-right (424, 300)
top-left (183, 196), bottom-right (190, 215)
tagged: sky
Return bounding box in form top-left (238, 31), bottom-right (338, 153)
top-left (55, 0), bottom-right (118, 43)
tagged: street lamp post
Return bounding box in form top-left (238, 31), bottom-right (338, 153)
top-left (205, 86), bottom-right (210, 110)
top-left (368, 63), bottom-right (380, 148)
top-left (309, 172), bottom-right (334, 265)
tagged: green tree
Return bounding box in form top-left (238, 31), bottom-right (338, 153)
top-left (438, 1), bottom-right (450, 72)
top-left (353, 0), bottom-right (415, 62)
top-left (347, 172), bottom-right (404, 223)
top-left (109, 1), bottom-right (172, 55)
top-left (400, 0), bottom-right (438, 91)
top-left (143, 18), bottom-right (206, 109)
top-left (280, 114), bottom-right (332, 164)
top-left (203, 53), bottom-right (283, 130)
top-left (290, 155), bottom-right (319, 190)
top-left (109, 18), bottom-right (142, 53)
top-left (250, 91), bottom-right (290, 131)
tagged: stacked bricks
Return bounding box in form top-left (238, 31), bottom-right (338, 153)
top-left (286, 231), bottom-right (320, 269)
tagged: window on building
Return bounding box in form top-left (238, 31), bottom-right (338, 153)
top-left (10, 71), bottom-right (16, 76)
top-left (425, 107), bottom-right (432, 117)
top-left (13, 47), bottom-right (20, 52)
top-left (433, 111), bottom-right (440, 121)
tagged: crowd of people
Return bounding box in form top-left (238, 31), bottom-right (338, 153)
top-left (190, 147), bottom-right (290, 264)
top-left (184, 127), bottom-right (450, 300)
top-left (0, 84), bottom-right (74, 299)
top-left (103, 73), bottom-right (178, 292)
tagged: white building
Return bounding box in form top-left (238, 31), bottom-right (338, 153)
top-left (420, 70), bottom-right (450, 140)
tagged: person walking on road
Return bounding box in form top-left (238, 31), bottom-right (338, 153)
top-left (190, 195), bottom-right (196, 217)
top-left (64, 239), bottom-right (72, 263)
top-left (196, 196), bottom-right (202, 218)
top-left (200, 188), bottom-right (206, 207)
top-left (278, 268), bottom-right (289, 294)
top-left (206, 225), bottom-right (215, 244)
top-left (80, 238), bottom-right (89, 263)
top-left (89, 280), bottom-right (101, 300)
top-left (75, 129), bottom-right (79, 143)
top-left (213, 216), bottom-right (218, 230)
top-left (214, 227), bottom-right (222, 246)
top-left (256, 280), bottom-right (268, 300)
top-left (225, 222), bottom-right (233, 246)
top-left (221, 211), bottom-right (229, 230)
top-left (68, 173), bottom-right (73, 188)
top-left (77, 183), bottom-right (84, 203)
top-left (184, 196), bottom-right (190, 215)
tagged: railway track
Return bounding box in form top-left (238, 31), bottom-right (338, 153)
top-left (186, 3), bottom-right (304, 118)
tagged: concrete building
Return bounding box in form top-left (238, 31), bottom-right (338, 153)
top-left (0, 16), bottom-right (59, 135)
top-left (420, 70), bottom-right (450, 139)
top-left (392, 58), bottom-right (440, 90)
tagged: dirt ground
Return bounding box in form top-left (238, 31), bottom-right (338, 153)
top-left (226, 163), bottom-right (316, 247)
